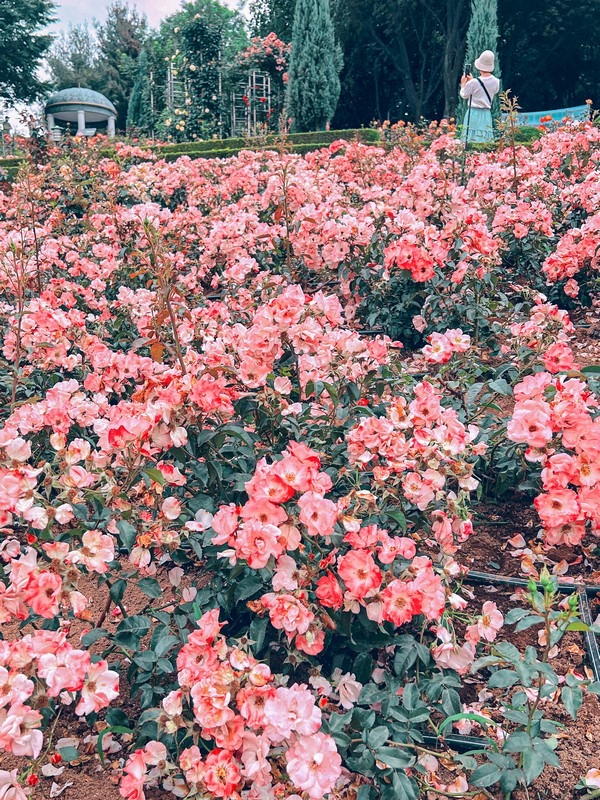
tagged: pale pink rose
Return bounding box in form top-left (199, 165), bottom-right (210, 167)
top-left (54, 503), bottom-right (74, 524)
top-left (286, 733), bottom-right (341, 799)
top-left (5, 438), bottom-right (31, 462)
top-left (163, 690), bottom-right (183, 718)
top-left (24, 506), bottom-right (48, 530)
top-left (64, 465), bottom-right (96, 488)
top-left (161, 496), bottom-right (182, 520)
top-left (431, 627), bottom-right (475, 674)
top-left (332, 669), bottom-right (362, 709)
top-left (273, 377), bottom-right (292, 395)
top-left (264, 684), bottom-right (321, 742)
top-left (75, 660), bottom-right (119, 716)
top-left (585, 769), bottom-right (600, 789)
top-left (0, 769), bottom-right (27, 800)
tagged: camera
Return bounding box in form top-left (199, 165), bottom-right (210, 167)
top-left (464, 63), bottom-right (472, 76)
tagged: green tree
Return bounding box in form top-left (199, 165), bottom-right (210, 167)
top-left (127, 47), bottom-right (154, 134)
top-left (463, 0), bottom-right (501, 87)
top-left (95, 1), bottom-right (148, 130)
top-left (499, 0), bottom-right (599, 111)
top-left (334, 0), bottom-right (449, 124)
top-left (0, 0), bottom-right (55, 102)
top-left (129, 0), bottom-right (247, 140)
top-left (460, 0), bottom-right (501, 120)
top-left (249, 0), bottom-right (297, 41)
top-left (285, 0), bottom-right (341, 131)
top-left (47, 22), bottom-right (100, 91)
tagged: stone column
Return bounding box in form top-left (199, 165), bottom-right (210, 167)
top-left (107, 116), bottom-right (116, 138)
top-left (46, 113), bottom-right (55, 130)
top-left (77, 109), bottom-right (86, 136)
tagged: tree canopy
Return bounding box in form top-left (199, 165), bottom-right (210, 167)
top-left (47, 22), bottom-right (99, 92)
top-left (0, 0), bottom-right (55, 102)
top-left (286, 0), bottom-right (341, 131)
top-left (40, 0), bottom-right (600, 135)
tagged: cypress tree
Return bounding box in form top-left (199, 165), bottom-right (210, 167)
top-left (463, 0), bottom-right (501, 115)
top-left (127, 48), bottom-right (152, 134)
top-left (285, 0), bottom-right (341, 132)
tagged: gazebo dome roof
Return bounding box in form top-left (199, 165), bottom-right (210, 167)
top-left (45, 88), bottom-right (117, 121)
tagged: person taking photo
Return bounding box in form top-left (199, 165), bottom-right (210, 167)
top-left (460, 50), bottom-right (500, 143)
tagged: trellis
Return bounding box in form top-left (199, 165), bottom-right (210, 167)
top-left (231, 70), bottom-right (273, 138)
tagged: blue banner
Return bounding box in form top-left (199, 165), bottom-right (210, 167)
top-left (510, 105), bottom-right (590, 127)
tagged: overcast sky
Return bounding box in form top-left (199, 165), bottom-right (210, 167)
top-left (54, 0), bottom-right (245, 30)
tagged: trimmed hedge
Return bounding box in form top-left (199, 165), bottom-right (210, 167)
top-left (154, 128), bottom-right (381, 156)
top-left (159, 137), bottom-right (384, 163)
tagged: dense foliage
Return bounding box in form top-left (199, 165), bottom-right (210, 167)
top-left (0, 0), bottom-right (55, 102)
top-left (285, 0), bottom-right (341, 132)
top-left (253, 0), bottom-right (599, 127)
top-left (38, 0), bottom-right (599, 137)
top-left (0, 122), bottom-right (600, 800)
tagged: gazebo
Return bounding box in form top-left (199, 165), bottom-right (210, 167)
top-left (45, 88), bottom-right (117, 138)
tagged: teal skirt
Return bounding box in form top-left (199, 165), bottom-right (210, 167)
top-left (461, 107), bottom-right (494, 143)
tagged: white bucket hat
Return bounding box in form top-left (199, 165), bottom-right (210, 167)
top-left (474, 50), bottom-right (495, 72)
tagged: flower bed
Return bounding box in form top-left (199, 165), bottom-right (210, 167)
top-left (0, 122), bottom-right (599, 800)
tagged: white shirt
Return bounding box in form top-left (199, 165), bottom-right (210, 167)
top-left (459, 75), bottom-right (500, 109)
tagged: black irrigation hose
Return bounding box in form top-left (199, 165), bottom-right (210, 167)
top-left (467, 569), bottom-right (600, 682)
top-left (422, 732), bottom-right (488, 752)
top-left (467, 569), bottom-right (600, 597)
top-left (578, 588), bottom-right (600, 682)
top-left (418, 590), bottom-right (600, 755)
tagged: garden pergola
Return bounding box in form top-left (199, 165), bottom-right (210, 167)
top-left (45, 87), bottom-right (117, 137)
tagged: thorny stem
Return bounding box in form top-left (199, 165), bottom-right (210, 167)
top-left (144, 221), bottom-right (188, 376)
top-left (28, 706), bottom-right (63, 776)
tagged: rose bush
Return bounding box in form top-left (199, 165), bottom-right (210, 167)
top-left (0, 122), bottom-right (599, 798)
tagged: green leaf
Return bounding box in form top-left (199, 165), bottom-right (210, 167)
top-left (220, 425), bottom-right (255, 448)
top-left (393, 638), bottom-right (417, 676)
top-left (249, 616), bottom-right (268, 655)
top-left (353, 652), bottom-right (374, 684)
top-left (465, 381), bottom-right (485, 407)
top-left (59, 746), bottom-right (80, 762)
top-left (375, 746), bottom-right (414, 769)
top-left (488, 377), bottom-right (513, 396)
top-left (366, 725), bottom-right (389, 749)
top-left (110, 579), bottom-right (127, 603)
top-left (155, 635), bottom-right (179, 658)
top-left (561, 685), bottom-right (583, 719)
top-left (142, 467), bottom-right (165, 486)
top-left (113, 614), bottom-right (151, 648)
top-left (116, 520), bottom-right (137, 552)
top-left (138, 578), bottom-right (162, 599)
top-left (385, 509), bottom-right (407, 532)
top-left (471, 763), bottom-right (503, 787)
top-left (565, 621), bottom-right (590, 632)
top-left (504, 608), bottom-right (530, 625)
top-left (515, 615), bottom-right (544, 631)
top-left (488, 669), bottom-right (519, 688)
top-left (391, 772), bottom-right (419, 800)
top-left (401, 683), bottom-right (419, 711)
top-left (523, 750), bottom-right (545, 782)
top-left (81, 628), bottom-right (108, 647)
top-left (321, 381), bottom-right (339, 405)
top-left (233, 575), bottom-right (264, 603)
top-left (503, 731), bottom-right (531, 752)
top-left (499, 768), bottom-right (521, 793)
top-left (533, 737), bottom-right (560, 767)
